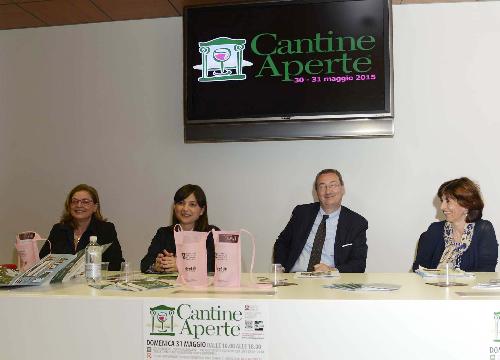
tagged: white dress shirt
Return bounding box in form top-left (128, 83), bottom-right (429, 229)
top-left (291, 206), bottom-right (340, 272)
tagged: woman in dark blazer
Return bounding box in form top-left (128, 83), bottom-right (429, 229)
top-left (39, 184), bottom-right (124, 271)
top-left (412, 177), bottom-right (498, 272)
top-left (140, 184), bottom-right (219, 273)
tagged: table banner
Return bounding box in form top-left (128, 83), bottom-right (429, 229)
top-left (144, 299), bottom-right (268, 360)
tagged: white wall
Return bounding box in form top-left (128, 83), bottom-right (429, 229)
top-left (1, 2), bottom-right (500, 272)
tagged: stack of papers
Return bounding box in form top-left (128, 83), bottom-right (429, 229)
top-left (472, 279), bottom-right (500, 290)
top-left (294, 270), bottom-right (340, 279)
top-left (323, 283), bottom-right (401, 291)
top-left (415, 266), bottom-right (475, 279)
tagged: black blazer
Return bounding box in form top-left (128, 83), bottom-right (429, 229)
top-left (140, 225), bottom-right (219, 273)
top-left (412, 219), bottom-right (498, 272)
top-left (273, 203), bottom-right (368, 273)
top-left (39, 216), bottom-right (124, 271)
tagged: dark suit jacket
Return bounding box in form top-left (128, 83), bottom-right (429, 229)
top-left (273, 203), bottom-right (368, 273)
top-left (39, 216), bottom-right (124, 271)
top-left (140, 225), bottom-right (219, 273)
top-left (412, 219), bottom-right (498, 272)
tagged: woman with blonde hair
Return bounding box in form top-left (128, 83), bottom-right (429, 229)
top-left (39, 184), bottom-right (124, 270)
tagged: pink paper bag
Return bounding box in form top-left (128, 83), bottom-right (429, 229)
top-left (174, 225), bottom-right (209, 287)
top-left (212, 229), bottom-right (255, 287)
top-left (15, 231), bottom-right (46, 272)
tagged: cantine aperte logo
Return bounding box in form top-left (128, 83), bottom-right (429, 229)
top-left (150, 304), bottom-right (243, 339)
top-left (250, 30), bottom-right (376, 81)
top-left (194, 30), bottom-right (377, 83)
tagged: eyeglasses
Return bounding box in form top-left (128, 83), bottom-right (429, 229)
top-left (317, 183), bottom-right (342, 191)
top-left (71, 198), bottom-right (94, 207)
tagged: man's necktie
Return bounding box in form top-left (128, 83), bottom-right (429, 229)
top-left (307, 215), bottom-right (329, 272)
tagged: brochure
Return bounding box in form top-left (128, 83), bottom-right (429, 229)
top-left (0, 253), bottom-right (79, 287)
top-left (415, 266), bottom-right (475, 279)
top-left (91, 275), bottom-right (177, 291)
top-left (115, 278), bottom-right (176, 291)
top-left (0, 245), bottom-right (111, 287)
top-left (323, 282), bottom-right (401, 291)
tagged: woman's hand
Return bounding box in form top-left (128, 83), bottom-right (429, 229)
top-left (154, 250), bottom-right (178, 272)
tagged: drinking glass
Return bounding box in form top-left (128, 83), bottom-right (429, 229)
top-left (100, 262), bottom-right (110, 281)
top-left (444, 263), bottom-right (451, 286)
top-left (271, 263), bottom-right (285, 286)
top-left (120, 261), bottom-right (131, 282)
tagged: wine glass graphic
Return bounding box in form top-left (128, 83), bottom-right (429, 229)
top-left (212, 48), bottom-right (231, 75)
top-left (157, 312), bottom-right (168, 331)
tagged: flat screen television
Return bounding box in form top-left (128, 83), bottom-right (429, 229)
top-left (184, 0), bottom-right (393, 142)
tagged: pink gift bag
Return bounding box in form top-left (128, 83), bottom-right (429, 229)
top-left (15, 231), bottom-right (47, 272)
top-left (174, 225), bottom-right (209, 287)
top-left (211, 229), bottom-right (255, 287)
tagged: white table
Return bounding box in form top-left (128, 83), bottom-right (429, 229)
top-left (2, 273), bottom-right (500, 360)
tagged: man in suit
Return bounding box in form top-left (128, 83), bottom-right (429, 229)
top-left (273, 169), bottom-right (368, 273)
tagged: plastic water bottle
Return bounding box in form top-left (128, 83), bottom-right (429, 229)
top-left (85, 235), bottom-right (102, 285)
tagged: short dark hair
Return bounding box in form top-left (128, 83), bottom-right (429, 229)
top-left (315, 169), bottom-right (344, 190)
top-left (437, 177), bottom-right (484, 222)
top-left (171, 184), bottom-right (209, 231)
top-left (60, 184), bottom-right (106, 228)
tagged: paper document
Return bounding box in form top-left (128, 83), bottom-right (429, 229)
top-left (294, 270), bottom-right (340, 278)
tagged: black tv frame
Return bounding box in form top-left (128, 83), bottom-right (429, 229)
top-left (183, 0), bottom-right (394, 142)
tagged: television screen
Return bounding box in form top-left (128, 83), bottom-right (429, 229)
top-left (184, 0), bottom-right (393, 142)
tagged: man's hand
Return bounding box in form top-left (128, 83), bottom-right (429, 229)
top-left (313, 263), bottom-right (336, 272)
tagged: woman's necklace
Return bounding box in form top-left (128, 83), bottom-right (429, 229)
top-left (453, 229), bottom-right (465, 244)
top-left (73, 228), bottom-right (85, 250)
top-left (451, 222), bottom-right (466, 243)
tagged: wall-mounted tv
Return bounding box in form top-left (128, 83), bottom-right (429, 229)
top-left (184, 0), bottom-right (393, 142)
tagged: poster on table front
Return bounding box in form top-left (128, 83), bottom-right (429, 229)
top-left (143, 300), bottom-right (268, 359)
